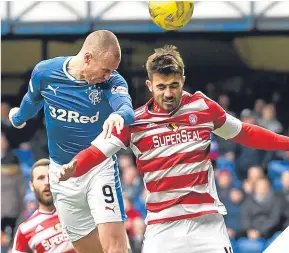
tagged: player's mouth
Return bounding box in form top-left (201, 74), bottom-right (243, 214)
top-left (43, 188), bottom-right (52, 197)
top-left (163, 99), bottom-right (175, 105)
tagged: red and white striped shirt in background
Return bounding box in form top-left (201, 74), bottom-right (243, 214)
top-left (92, 91), bottom-right (243, 225)
top-left (12, 209), bottom-right (75, 253)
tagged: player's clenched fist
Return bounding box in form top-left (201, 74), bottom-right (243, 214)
top-left (9, 107), bottom-right (26, 129)
top-left (57, 159), bottom-right (78, 182)
top-left (102, 113), bottom-right (124, 138)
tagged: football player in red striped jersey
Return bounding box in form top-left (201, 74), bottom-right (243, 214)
top-left (58, 45), bottom-right (289, 253)
top-left (12, 159), bottom-right (76, 253)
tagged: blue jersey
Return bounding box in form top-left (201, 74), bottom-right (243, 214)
top-left (13, 56), bottom-right (135, 164)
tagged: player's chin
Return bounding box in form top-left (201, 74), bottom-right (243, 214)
top-left (42, 192), bottom-right (53, 202)
top-left (42, 197), bottom-right (54, 206)
top-left (162, 102), bottom-right (177, 112)
top-left (95, 79), bottom-right (105, 83)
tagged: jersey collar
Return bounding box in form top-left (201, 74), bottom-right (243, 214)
top-left (63, 57), bottom-right (87, 84)
top-left (146, 96), bottom-right (183, 117)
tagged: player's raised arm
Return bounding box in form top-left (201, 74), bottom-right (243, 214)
top-left (207, 94), bottom-right (289, 151)
top-left (9, 66), bottom-right (44, 129)
top-left (103, 73), bottom-right (135, 138)
top-left (58, 126), bottom-right (131, 181)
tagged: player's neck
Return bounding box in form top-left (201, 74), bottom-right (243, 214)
top-left (66, 56), bottom-right (86, 81)
top-left (38, 204), bottom-right (55, 213)
top-left (152, 100), bottom-right (167, 113)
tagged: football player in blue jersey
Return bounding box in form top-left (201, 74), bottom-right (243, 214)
top-left (9, 30), bottom-right (135, 253)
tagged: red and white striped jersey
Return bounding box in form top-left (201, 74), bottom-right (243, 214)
top-left (12, 209), bottom-right (75, 253)
top-left (93, 91), bottom-right (242, 225)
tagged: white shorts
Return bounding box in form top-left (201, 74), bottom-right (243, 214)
top-left (49, 156), bottom-right (126, 242)
top-left (142, 214), bottom-right (233, 253)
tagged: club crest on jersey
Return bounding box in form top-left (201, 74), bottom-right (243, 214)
top-left (88, 87), bottom-right (101, 105)
top-left (167, 123), bottom-right (179, 132)
top-left (189, 114), bottom-right (198, 125)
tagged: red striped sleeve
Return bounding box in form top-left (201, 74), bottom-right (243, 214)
top-left (232, 123), bottom-right (289, 151)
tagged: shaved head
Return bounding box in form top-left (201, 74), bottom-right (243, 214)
top-left (68, 30), bottom-right (121, 84)
top-left (81, 30), bottom-right (121, 61)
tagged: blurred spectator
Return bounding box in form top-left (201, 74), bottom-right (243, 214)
top-left (235, 110), bottom-right (266, 180)
top-left (224, 188), bottom-right (244, 239)
top-left (122, 165), bottom-right (144, 202)
top-left (216, 170), bottom-right (233, 202)
top-left (29, 118), bottom-right (49, 161)
top-left (23, 192), bottom-right (38, 220)
top-left (123, 195), bottom-right (143, 241)
top-left (280, 171), bottom-right (289, 230)
top-left (274, 128), bottom-right (289, 161)
top-left (218, 94), bottom-right (236, 116)
top-left (1, 101), bottom-right (39, 149)
top-left (133, 188), bottom-right (148, 218)
top-left (258, 104), bottom-right (283, 133)
top-left (1, 133), bottom-right (26, 247)
top-left (131, 217), bottom-right (146, 253)
top-left (210, 134), bottom-right (219, 166)
top-left (216, 137), bottom-right (237, 159)
top-left (254, 99), bottom-right (266, 121)
top-left (205, 83), bottom-right (218, 101)
top-left (1, 102), bottom-right (12, 130)
top-left (241, 178), bottom-right (282, 239)
top-left (242, 166), bottom-right (265, 195)
top-left (118, 153), bottom-right (135, 171)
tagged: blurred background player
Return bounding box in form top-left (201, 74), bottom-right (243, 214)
top-left (8, 30), bottom-right (135, 253)
top-left (59, 45), bottom-right (289, 253)
top-left (12, 158), bottom-right (76, 253)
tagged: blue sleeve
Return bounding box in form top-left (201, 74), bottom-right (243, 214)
top-left (12, 68), bottom-right (44, 126)
top-left (106, 73), bottom-right (135, 126)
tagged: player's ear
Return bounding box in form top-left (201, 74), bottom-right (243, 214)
top-left (84, 52), bottom-right (92, 64)
top-left (29, 181), bottom-right (35, 192)
top-left (146, 80), bottom-right (153, 93)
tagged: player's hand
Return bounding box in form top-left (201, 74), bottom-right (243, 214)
top-left (103, 113), bottom-right (124, 138)
top-left (8, 107), bottom-right (26, 129)
top-left (57, 159), bottom-right (78, 182)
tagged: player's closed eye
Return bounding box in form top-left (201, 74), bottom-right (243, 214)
top-left (157, 85), bottom-right (166, 91)
top-left (170, 83), bottom-right (179, 89)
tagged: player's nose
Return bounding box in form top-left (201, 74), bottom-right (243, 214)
top-left (44, 176), bottom-right (49, 185)
top-left (164, 88), bottom-right (174, 98)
